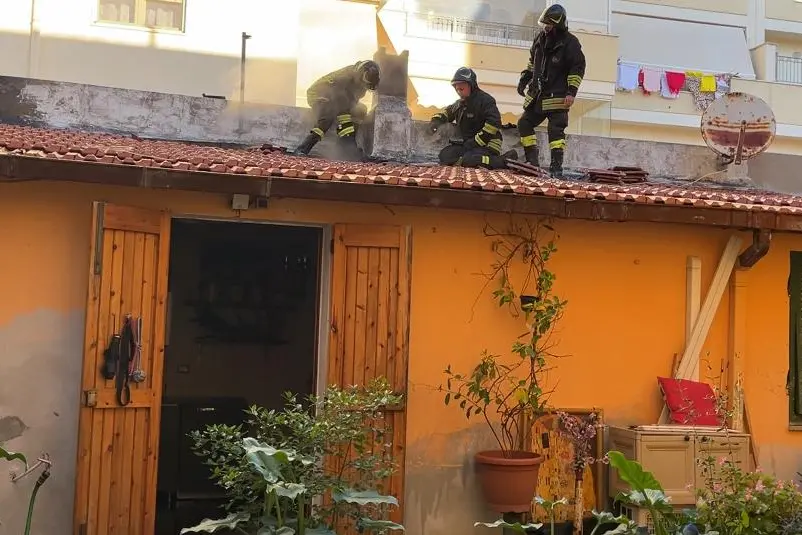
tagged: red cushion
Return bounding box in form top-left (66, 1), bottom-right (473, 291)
top-left (657, 377), bottom-right (722, 426)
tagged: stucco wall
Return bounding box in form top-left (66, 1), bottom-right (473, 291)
top-left (1, 181), bottom-right (801, 534)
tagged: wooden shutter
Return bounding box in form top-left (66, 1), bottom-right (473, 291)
top-left (328, 224), bottom-right (411, 525)
top-left (790, 253), bottom-right (802, 418)
top-left (73, 203), bottom-right (171, 535)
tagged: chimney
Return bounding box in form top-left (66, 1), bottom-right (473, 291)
top-left (360, 47), bottom-right (413, 161)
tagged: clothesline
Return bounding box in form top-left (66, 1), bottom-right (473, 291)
top-left (616, 60), bottom-right (733, 112)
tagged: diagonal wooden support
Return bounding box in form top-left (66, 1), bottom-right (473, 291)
top-left (658, 236), bottom-right (743, 424)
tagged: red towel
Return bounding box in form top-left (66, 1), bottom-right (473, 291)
top-left (664, 71), bottom-right (685, 94)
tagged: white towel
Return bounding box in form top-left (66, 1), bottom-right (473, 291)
top-left (642, 67), bottom-right (661, 93)
top-left (617, 62), bottom-right (639, 91)
top-left (660, 72), bottom-right (679, 99)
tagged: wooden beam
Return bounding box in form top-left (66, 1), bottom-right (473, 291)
top-left (658, 237), bottom-right (743, 424)
top-left (675, 235), bottom-right (744, 380)
top-left (728, 270), bottom-right (747, 432)
top-left (686, 256), bottom-right (702, 381)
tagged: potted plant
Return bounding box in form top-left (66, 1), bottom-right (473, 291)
top-left (441, 219), bottom-right (566, 513)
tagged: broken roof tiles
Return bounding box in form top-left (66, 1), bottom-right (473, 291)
top-left (0, 123), bottom-right (802, 215)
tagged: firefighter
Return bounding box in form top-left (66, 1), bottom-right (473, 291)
top-left (429, 67), bottom-right (510, 169)
top-left (294, 60), bottom-right (381, 158)
top-left (516, 3), bottom-right (586, 177)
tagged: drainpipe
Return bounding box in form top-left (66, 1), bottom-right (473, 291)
top-left (737, 229), bottom-right (771, 268)
top-left (238, 31), bottom-right (252, 132)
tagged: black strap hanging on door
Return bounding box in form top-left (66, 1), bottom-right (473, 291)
top-left (116, 316), bottom-right (135, 406)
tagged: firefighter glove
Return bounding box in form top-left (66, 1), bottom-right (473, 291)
top-left (429, 116), bottom-right (446, 134)
top-left (517, 70), bottom-right (532, 97)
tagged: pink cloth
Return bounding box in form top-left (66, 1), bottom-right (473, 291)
top-left (642, 67), bottom-right (662, 93)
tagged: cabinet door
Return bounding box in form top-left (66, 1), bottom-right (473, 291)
top-left (608, 429), bottom-right (638, 499)
top-left (695, 435), bottom-right (750, 487)
top-left (640, 435), bottom-right (696, 505)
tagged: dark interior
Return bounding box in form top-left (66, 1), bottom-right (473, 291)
top-left (155, 218), bottom-right (322, 535)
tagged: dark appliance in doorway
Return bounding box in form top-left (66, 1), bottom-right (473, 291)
top-left (156, 397), bottom-right (250, 535)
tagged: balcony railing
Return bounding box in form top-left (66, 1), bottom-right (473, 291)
top-left (404, 12), bottom-right (537, 48)
top-left (776, 54), bottom-right (802, 85)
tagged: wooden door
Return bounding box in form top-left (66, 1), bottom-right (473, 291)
top-left (328, 224), bottom-right (411, 525)
top-left (73, 203), bottom-right (171, 535)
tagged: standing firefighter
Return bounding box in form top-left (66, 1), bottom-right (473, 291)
top-left (294, 60), bottom-right (381, 158)
top-left (517, 4), bottom-right (585, 177)
top-left (429, 67), bottom-right (509, 169)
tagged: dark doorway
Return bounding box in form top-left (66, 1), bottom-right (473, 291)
top-left (155, 218), bottom-right (323, 534)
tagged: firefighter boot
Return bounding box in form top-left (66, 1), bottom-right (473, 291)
top-left (523, 145), bottom-right (539, 167)
top-left (337, 133), bottom-right (365, 162)
top-left (502, 149), bottom-right (519, 161)
top-left (294, 131), bottom-right (321, 156)
top-left (550, 148), bottom-right (564, 177)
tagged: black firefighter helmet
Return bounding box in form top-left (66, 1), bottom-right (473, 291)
top-left (538, 3), bottom-right (568, 30)
top-left (451, 66), bottom-right (478, 89)
top-left (356, 60), bottom-right (380, 90)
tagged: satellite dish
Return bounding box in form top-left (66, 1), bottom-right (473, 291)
top-left (700, 92), bottom-right (776, 165)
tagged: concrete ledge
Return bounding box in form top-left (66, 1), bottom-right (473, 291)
top-left (0, 75), bottom-right (722, 179)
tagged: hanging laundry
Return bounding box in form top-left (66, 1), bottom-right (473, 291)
top-left (700, 74), bottom-right (716, 92)
top-left (642, 67), bottom-right (662, 93)
top-left (664, 71), bottom-right (685, 95)
top-left (685, 76), bottom-right (716, 111)
top-left (616, 61), bottom-right (640, 91)
top-left (660, 73), bottom-right (679, 99)
top-left (715, 74), bottom-right (732, 100)
top-left (685, 70), bottom-right (704, 78)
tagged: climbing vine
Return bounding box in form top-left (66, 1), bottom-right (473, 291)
top-left (441, 216), bottom-right (567, 455)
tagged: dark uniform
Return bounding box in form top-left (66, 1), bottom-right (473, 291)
top-left (517, 4), bottom-right (586, 176)
top-left (294, 60), bottom-right (380, 157)
top-left (429, 67), bottom-right (506, 169)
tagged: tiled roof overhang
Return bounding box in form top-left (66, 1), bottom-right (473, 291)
top-left (1, 124), bottom-right (802, 232)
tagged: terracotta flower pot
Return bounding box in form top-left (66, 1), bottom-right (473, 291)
top-left (474, 450), bottom-right (545, 513)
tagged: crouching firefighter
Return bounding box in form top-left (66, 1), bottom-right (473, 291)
top-left (517, 3), bottom-right (586, 177)
top-left (429, 67), bottom-right (510, 169)
top-left (294, 60), bottom-right (381, 159)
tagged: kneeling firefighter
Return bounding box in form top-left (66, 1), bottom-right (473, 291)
top-left (517, 3), bottom-right (586, 177)
top-left (429, 67), bottom-right (511, 169)
top-left (294, 60), bottom-right (381, 158)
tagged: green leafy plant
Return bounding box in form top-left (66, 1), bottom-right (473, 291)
top-left (441, 218), bottom-right (566, 455)
top-left (608, 451), bottom-right (699, 535)
top-left (695, 455), bottom-right (802, 535)
top-left (184, 377), bottom-right (405, 535)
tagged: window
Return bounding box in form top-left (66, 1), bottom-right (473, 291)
top-left (98, 0), bottom-right (185, 32)
top-left (789, 252), bottom-right (802, 424)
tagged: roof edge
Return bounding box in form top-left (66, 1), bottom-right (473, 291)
top-left (2, 153), bottom-right (801, 233)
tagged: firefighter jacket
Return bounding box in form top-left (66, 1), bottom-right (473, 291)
top-left (522, 29), bottom-right (586, 112)
top-left (431, 88), bottom-right (503, 155)
top-left (307, 65), bottom-right (367, 111)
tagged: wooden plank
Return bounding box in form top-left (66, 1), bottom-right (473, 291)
top-left (675, 235), bottom-right (743, 380)
top-left (73, 203), bottom-right (171, 535)
top-left (686, 257), bottom-right (702, 381)
top-left (659, 237), bottom-right (742, 424)
top-left (327, 224), bottom-right (411, 529)
top-left (728, 270), bottom-right (747, 432)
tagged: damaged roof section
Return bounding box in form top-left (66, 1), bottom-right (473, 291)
top-left (2, 124), bottom-right (802, 227)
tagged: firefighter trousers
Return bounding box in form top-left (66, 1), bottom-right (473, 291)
top-left (438, 143), bottom-right (505, 170)
top-left (517, 108), bottom-right (569, 154)
top-left (308, 95), bottom-right (367, 141)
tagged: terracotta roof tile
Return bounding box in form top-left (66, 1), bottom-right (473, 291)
top-left (1, 123), bottom-right (802, 215)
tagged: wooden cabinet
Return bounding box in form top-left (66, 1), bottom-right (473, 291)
top-left (608, 426), bottom-right (751, 506)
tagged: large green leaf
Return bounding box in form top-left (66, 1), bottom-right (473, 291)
top-left (607, 450), bottom-right (664, 493)
top-left (267, 482), bottom-right (307, 499)
top-left (180, 512), bottom-right (250, 533)
top-left (357, 518), bottom-right (406, 532)
top-left (332, 489), bottom-right (399, 507)
top-left (0, 446), bottom-right (26, 465)
top-left (304, 528), bottom-right (337, 535)
top-left (474, 520), bottom-right (543, 533)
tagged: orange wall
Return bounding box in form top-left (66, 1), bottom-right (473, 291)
top-left (1, 180), bottom-right (801, 534)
